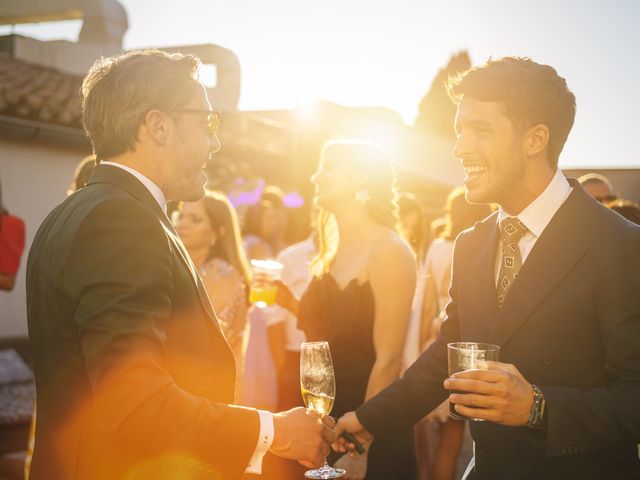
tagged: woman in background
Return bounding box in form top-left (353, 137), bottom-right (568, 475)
top-left (276, 141), bottom-right (417, 479)
top-left (242, 199), bottom-right (280, 260)
top-left (398, 193), bottom-right (429, 372)
top-left (174, 190), bottom-right (251, 397)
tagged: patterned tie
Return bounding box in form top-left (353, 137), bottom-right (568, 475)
top-left (496, 217), bottom-right (529, 308)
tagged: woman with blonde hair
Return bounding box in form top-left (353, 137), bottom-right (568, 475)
top-left (276, 140), bottom-right (417, 479)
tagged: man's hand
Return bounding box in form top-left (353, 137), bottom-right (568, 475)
top-left (333, 412), bottom-right (374, 455)
top-left (270, 407), bottom-right (337, 468)
top-left (444, 362), bottom-right (534, 426)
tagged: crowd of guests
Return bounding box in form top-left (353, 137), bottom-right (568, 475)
top-left (52, 139), bottom-right (639, 480)
top-left (19, 51), bottom-right (640, 480)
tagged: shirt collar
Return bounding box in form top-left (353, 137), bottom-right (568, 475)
top-left (498, 168), bottom-right (572, 238)
top-left (101, 161), bottom-right (167, 213)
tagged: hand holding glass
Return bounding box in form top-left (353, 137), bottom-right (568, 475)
top-left (300, 341), bottom-right (345, 479)
top-left (447, 342), bottom-right (500, 421)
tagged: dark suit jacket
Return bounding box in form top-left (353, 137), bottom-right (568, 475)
top-left (26, 165), bottom-right (259, 480)
top-left (356, 180), bottom-right (640, 479)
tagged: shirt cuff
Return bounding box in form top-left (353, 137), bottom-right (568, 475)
top-left (245, 409), bottom-right (274, 474)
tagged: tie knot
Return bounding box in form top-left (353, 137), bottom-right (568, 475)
top-left (499, 217), bottom-right (528, 245)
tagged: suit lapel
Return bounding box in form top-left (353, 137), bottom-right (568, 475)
top-left (466, 213), bottom-right (500, 342)
top-left (157, 216), bottom-right (222, 330)
top-left (488, 182), bottom-right (602, 347)
top-left (87, 165), bottom-right (223, 334)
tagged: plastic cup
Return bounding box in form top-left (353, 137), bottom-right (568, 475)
top-left (249, 259), bottom-right (284, 308)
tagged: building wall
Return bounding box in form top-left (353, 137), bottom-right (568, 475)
top-left (0, 134), bottom-right (88, 338)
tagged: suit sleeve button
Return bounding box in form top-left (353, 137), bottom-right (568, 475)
top-left (542, 353), bottom-right (555, 366)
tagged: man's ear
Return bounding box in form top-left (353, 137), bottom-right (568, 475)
top-left (523, 123), bottom-right (549, 157)
top-left (144, 109), bottom-right (171, 146)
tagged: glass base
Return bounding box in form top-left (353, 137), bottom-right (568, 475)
top-left (304, 465), bottom-right (346, 479)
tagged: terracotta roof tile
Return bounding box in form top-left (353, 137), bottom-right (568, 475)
top-left (0, 55), bottom-right (83, 129)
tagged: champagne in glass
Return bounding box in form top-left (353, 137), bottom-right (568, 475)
top-left (300, 341), bottom-right (345, 479)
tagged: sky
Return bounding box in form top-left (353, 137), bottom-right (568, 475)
top-left (3, 0), bottom-right (640, 168)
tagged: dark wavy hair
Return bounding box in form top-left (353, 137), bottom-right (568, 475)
top-left (448, 57), bottom-right (576, 168)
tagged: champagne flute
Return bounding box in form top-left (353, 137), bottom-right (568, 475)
top-left (300, 341), bottom-right (345, 479)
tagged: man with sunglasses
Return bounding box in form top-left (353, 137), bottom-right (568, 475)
top-left (26, 49), bottom-right (335, 480)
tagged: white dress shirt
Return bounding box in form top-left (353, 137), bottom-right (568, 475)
top-left (494, 168), bottom-right (573, 284)
top-left (101, 161), bottom-right (167, 213)
top-left (264, 237), bottom-right (315, 351)
top-left (100, 161), bottom-right (274, 474)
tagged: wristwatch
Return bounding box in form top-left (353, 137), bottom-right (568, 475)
top-left (526, 384), bottom-right (546, 429)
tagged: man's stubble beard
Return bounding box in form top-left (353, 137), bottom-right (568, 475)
top-left (170, 133), bottom-right (209, 203)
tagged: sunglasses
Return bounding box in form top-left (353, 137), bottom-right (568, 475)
top-left (174, 109), bottom-right (220, 136)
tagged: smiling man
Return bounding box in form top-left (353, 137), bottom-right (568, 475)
top-left (335, 57), bottom-right (640, 479)
top-left (26, 49), bottom-right (335, 480)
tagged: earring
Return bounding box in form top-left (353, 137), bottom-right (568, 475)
top-left (355, 189), bottom-right (371, 205)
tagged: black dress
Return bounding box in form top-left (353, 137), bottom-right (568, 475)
top-left (298, 274), bottom-right (416, 480)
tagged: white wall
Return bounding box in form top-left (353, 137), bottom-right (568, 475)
top-left (0, 134), bottom-right (88, 338)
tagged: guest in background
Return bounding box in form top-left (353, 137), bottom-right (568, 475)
top-left (243, 199), bottom-right (280, 260)
top-left (398, 193), bottom-right (428, 264)
top-left (578, 172), bottom-right (616, 203)
top-left (276, 140), bottom-right (417, 479)
top-left (261, 184), bottom-right (291, 254)
top-left (606, 198), bottom-right (640, 225)
top-left (0, 180), bottom-right (25, 292)
top-left (416, 186), bottom-right (492, 480)
top-left (398, 193), bottom-right (429, 375)
top-left (174, 190), bottom-right (251, 397)
top-left (241, 199), bottom-right (280, 411)
top-left (66, 155), bottom-right (97, 196)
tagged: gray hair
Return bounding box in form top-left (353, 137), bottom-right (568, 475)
top-left (81, 49), bottom-right (202, 162)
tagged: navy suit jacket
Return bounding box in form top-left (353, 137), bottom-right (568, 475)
top-left (356, 180), bottom-right (640, 479)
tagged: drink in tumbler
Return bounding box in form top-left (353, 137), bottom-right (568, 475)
top-left (447, 342), bottom-right (500, 420)
top-left (249, 259), bottom-right (283, 308)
